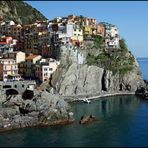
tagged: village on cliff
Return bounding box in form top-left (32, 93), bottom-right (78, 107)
top-left (0, 14), bottom-right (120, 94)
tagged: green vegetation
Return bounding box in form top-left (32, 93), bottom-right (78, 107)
top-left (0, 1), bottom-right (47, 24)
top-left (93, 35), bottom-right (104, 48)
top-left (119, 38), bottom-right (128, 52)
top-left (86, 42), bottom-right (135, 75)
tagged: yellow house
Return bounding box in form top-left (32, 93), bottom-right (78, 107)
top-left (71, 24), bottom-right (83, 43)
top-left (83, 26), bottom-right (92, 36)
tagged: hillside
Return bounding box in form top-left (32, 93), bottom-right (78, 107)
top-left (0, 1), bottom-right (47, 24)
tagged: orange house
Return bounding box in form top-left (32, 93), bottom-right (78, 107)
top-left (97, 23), bottom-right (105, 37)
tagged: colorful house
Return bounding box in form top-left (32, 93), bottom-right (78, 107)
top-left (83, 26), bottom-right (93, 37)
top-left (97, 23), bottom-right (105, 37)
top-left (2, 51), bottom-right (26, 64)
top-left (25, 54), bottom-right (42, 78)
top-left (66, 22), bottom-right (83, 45)
top-left (0, 58), bottom-right (19, 81)
top-left (35, 58), bottom-right (60, 82)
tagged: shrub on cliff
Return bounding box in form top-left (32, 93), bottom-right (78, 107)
top-left (119, 38), bottom-right (128, 52)
top-left (86, 45), bottom-right (134, 75)
top-left (93, 35), bottom-right (104, 48)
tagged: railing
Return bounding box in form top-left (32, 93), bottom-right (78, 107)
top-left (0, 80), bottom-right (36, 84)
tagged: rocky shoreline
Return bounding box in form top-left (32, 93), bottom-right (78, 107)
top-left (0, 119), bottom-right (74, 133)
top-left (0, 90), bottom-right (75, 133)
top-left (0, 87), bottom-right (147, 133)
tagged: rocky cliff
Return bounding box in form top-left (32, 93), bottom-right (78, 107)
top-left (49, 41), bottom-right (144, 97)
top-left (0, 1), bottom-right (47, 24)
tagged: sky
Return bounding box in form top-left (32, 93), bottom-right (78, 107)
top-left (26, 1), bottom-right (148, 58)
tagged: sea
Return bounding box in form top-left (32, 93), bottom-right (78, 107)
top-left (0, 58), bottom-right (148, 147)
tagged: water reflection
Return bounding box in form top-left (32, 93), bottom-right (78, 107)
top-left (71, 95), bottom-right (141, 121)
top-left (92, 95), bottom-right (141, 119)
top-left (101, 99), bottom-right (107, 115)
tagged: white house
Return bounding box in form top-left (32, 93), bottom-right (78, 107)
top-left (35, 58), bottom-right (60, 82)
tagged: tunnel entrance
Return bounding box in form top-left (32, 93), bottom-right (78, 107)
top-left (6, 89), bottom-right (19, 96)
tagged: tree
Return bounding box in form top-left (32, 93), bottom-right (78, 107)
top-left (93, 35), bottom-right (104, 48)
top-left (119, 38), bottom-right (128, 51)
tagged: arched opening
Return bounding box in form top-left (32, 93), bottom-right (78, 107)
top-left (22, 89), bottom-right (34, 100)
top-left (6, 89), bottom-right (19, 96)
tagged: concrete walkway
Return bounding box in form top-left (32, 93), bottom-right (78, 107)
top-left (61, 91), bottom-right (136, 102)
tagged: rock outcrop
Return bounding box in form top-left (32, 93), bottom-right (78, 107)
top-left (0, 90), bottom-right (74, 132)
top-left (135, 80), bottom-right (148, 98)
top-left (79, 115), bottom-right (96, 124)
top-left (49, 44), bottom-right (144, 97)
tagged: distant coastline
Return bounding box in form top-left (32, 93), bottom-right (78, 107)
top-left (137, 57), bottom-right (148, 61)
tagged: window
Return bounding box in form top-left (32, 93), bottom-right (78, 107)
top-left (14, 85), bottom-right (17, 88)
top-left (49, 68), bottom-right (53, 71)
top-left (3, 85), bottom-right (11, 89)
top-left (22, 84), bottom-right (24, 88)
top-left (44, 73), bottom-right (48, 76)
top-left (44, 68), bottom-right (47, 71)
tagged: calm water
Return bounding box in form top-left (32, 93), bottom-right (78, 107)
top-left (137, 58), bottom-right (148, 80)
top-left (0, 58), bottom-right (148, 147)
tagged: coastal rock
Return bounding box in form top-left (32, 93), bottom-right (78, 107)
top-left (49, 45), bottom-right (144, 97)
top-left (0, 90), bottom-right (74, 132)
top-left (102, 70), bottom-right (113, 91)
top-left (50, 63), bottom-right (143, 96)
top-left (52, 63), bottom-right (104, 96)
top-left (79, 115), bottom-right (96, 124)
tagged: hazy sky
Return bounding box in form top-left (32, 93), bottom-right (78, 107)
top-left (26, 1), bottom-right (148, 58)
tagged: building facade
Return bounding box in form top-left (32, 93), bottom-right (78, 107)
top-left (25, 54), bottom-right (42, 78)
top-left (3, 51), bottom-right (26, 63)
top-left (0, 58), bottom-right (19, 81)
top-left (35, 58), bottom-right (60, 82)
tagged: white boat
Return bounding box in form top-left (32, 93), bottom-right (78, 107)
top-left (82, 98), bottom-right (91, 104)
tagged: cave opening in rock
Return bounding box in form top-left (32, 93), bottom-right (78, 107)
top-left (101, 71), bottom-right (107, 91)
top-left (119, 83), bottom-right (123, 91)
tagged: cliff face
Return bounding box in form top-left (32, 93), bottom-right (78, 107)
top-left (0, 1), bottom-right (47, 24)
top-left (49, 43), bottom-right (144, 96)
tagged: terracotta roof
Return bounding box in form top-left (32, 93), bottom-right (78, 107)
top-left (0, 42), bottom-right (7, 44)
top-left (26, 54), bottom-right (39, 60)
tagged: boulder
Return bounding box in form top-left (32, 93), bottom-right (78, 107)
top-left (79, 115), bottom-right (96, 124)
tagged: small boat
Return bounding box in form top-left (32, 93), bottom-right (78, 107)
top-left (82, 98), bottom-right (91, 104)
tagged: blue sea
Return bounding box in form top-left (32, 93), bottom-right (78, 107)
top-left (0, 58), bottom-right (148, 147)
top-left (137, 58), bottom-right (148, 80)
